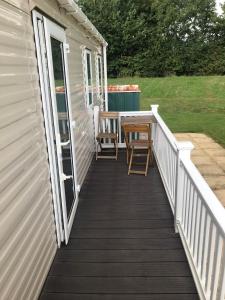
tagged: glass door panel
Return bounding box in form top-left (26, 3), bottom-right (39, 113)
top-left (43, 17), bottom-right (78, 244)
top-left (50, 37), bottom-right (75, 219)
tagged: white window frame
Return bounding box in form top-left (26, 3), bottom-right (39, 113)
top-left (96, 53), bottom-right (104, 101)
top-left (84, 49), bottom-right (94, 108)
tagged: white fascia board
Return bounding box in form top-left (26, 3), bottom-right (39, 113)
top-left (57, 0), bottom-right (108, 46)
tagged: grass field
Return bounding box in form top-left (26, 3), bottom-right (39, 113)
top-left (109, 76), bottom-right (225, 147)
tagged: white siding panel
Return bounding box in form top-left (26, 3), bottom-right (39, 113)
top-left (0, 0), bottom-right (105, 298)
top-left (0, 2), bottom-right (57, 300)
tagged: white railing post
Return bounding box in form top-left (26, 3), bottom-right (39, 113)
top-left (174, 141), bottom-right (194, 233)
top-left (151, 104), bottom-right (159, 114)
top-left (150, 105), bottom-right (159, 146)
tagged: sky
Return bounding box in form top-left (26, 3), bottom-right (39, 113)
top-left (216, 0), bottom-right (225, 15)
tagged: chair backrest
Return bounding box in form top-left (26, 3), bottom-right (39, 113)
top-left (123, 123), bottom-right (152, 146)
top-left (98, 111), bottom-right (119, 134)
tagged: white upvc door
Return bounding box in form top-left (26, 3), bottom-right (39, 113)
top-left (33, 11), bottom-right (79, 245)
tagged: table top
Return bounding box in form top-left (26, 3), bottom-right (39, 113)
top-left (121, 115), bottom-right (157, 126)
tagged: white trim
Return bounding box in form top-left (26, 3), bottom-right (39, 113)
top-left (57, 0), bottom-right (107, 46)
top-left (32, 10), bottom-right (63, 246)
top-left (43, 17), bottom-right (71, 244)
top-left (62, 39), bottom-right (79, 238)
top-left (43, 17), bottom-right (79, 244)
top-left (103, 45), bottom-right (108, 111)
top-left (95, 52), bottom-right (104, 107)
top-left (33, 10), bottom-right (79, 245)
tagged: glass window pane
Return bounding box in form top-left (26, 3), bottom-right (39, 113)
top-left (85, 51), bottom-right (93, 106)
top-left (98, 56), bottom-right (103, 95)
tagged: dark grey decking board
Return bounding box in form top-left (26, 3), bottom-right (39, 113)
top-left (40, 152), bottom-right (198, 299)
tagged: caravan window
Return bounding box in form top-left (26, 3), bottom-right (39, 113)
top-left (97, 54), bottom-right (103, 98)
top-left (84, 49), bottom-right (93, 107)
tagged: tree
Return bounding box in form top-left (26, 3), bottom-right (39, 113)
top-left (79, 0), bottom-right (225, 77)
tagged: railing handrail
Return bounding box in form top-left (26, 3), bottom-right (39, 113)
top-left (118, 110), bottom-right (153, 116)
top-left (181, 156), bottom-right (225, 237)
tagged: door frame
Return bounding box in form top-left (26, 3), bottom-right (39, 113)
top-left (32, 10), bottom-right (79, 245)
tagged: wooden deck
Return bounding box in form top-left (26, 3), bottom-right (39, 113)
top-left (40, 152), bottom-right (199, 300)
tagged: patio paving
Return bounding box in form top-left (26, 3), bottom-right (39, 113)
top-left (174, 133), bottom-right (225, 207)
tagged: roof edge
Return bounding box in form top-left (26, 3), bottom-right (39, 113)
top-left (57, 0), bottom-right (108, 46)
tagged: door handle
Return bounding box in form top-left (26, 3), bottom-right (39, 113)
top-left (60, 140), bottom-right (70, 147)
top-left (61, 173), bottom-right (73, 181)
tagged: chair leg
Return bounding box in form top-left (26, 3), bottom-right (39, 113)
top-left (113, 139), bottom-right (118, 160)
top-left (128, 147), bottom-right (134, 175)
top-left (145, 148), bottom-right (151, 176)
top-left (96, 143), bottom-right (98, 160)
top-left (115, 139), bottom-right (118, 160)
top-left (150, 148), bottom-right (153, 166)
top-left (126, 148), bottom-right (129, 164)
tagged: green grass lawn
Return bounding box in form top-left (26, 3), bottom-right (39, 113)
top-left (109, 76), bottom-right (225, 147)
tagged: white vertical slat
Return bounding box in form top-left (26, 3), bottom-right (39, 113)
top-left (118, 115), bottom-right (122, 144)
top-left (190, 191), bottom-right (198, 252)
top-left (184, 177), bottom-right (191, 235)
top-left (193, 195), bottom-right (201, 261)
top-left (218, 248), bottom-right (225, 300)
top-left (201, 214), bottom-right (211, 282)
top-left (187, 185), bottom-right (194, 244)
top-left (197, 205), bottom-right (206, 270)
top-left (113, 119), bottom-right (116, 133)
top-left (205, 224), bottom-right (217, 295)
top-left (210, 234), bottom-right (223, 300)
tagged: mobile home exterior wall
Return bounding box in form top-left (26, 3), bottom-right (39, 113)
top-left (31, 0), bottom-right (104, 186)
top-left (0, 1), bottom-right (57, 299)
top-left (0, 0), bottom-right (106, 298)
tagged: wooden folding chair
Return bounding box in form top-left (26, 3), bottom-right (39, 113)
top-left (96, 111), bottom-right (119, 160)
top-left (123, 123), bottom-right (153, 176)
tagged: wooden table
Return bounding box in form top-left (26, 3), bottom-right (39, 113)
top-left (121, 115), bottom-right (157, 126)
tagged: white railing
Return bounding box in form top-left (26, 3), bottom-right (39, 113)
top-left (177, 157), bottom-right (225, 300)
top-left (151, 105), bottom-right (178, 213)
top-left (94, 104), bottom-right (225, 300)
top-left (94, 105), bottom-right (153, 148)
top-left (151, 105), bottom-right (225, 300)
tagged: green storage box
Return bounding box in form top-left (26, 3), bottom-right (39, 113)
top-left (108, 85), bottom-right (140, 112)
top-left (56, 92), bottom-right (66, 112)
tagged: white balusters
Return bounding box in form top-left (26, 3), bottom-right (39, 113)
top-left (151, 105), bottom-right (225, 300)
top-left (94, 104), bottom-right (225, 300)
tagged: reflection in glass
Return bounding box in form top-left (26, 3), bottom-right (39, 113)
top-left (86, 51), bottom-right (93, 106)
top-left (98, 56), bottom-right (103, 96)
top-left (51, 37), bottom-right (75, 219)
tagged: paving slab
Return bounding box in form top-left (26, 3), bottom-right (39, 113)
top-left (188, 133), bottom-right (209, 138)
top-left (191, 156), bottom-right (215, 166)
top-left (197, 165), bottom-right (224, 176)
top-left (203, 176), bottom-right (225, 190)
top-left (204, 149), bottom-right (225, 157)
top-left (191, 149), bottom-right (207, 157)
top-left (214, 190), bottom-right (225, 206)
top-left (174, 133), bottom-right (225, 208)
